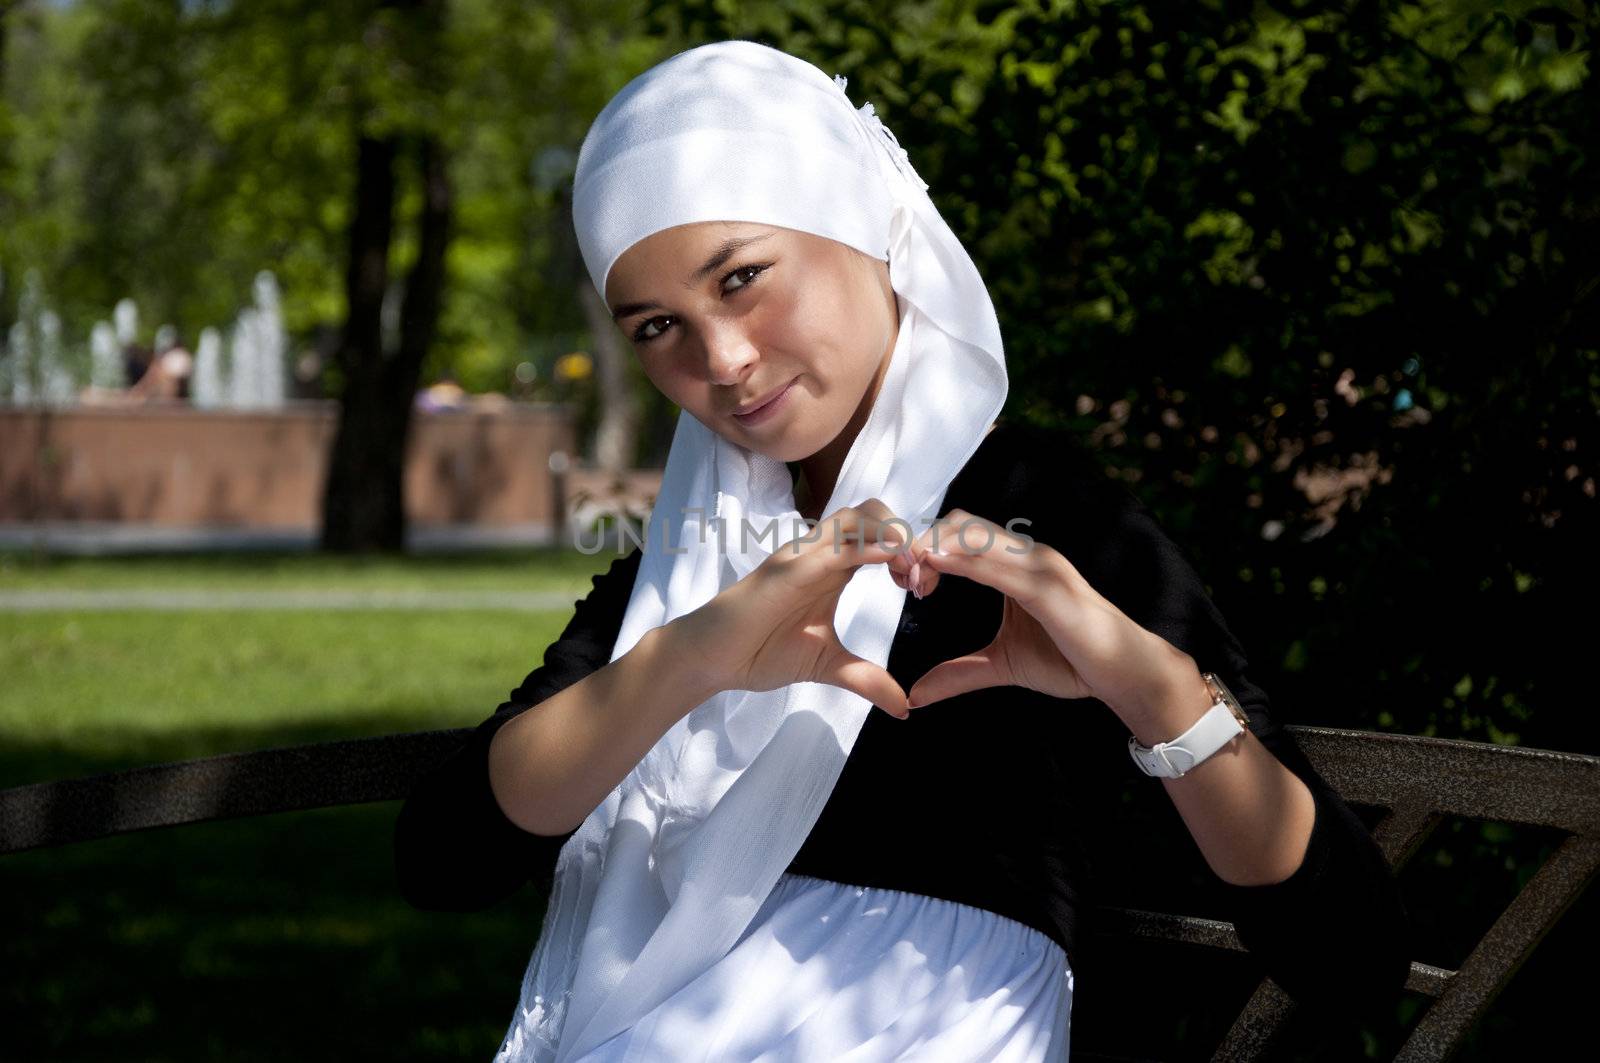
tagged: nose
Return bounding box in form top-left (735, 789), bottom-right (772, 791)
top-left (702, 319), bottom-right (758, 386)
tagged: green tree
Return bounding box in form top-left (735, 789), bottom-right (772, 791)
top-left (646, 2), bottom-right (1600, 1052)
top-left (648, 0), bottom-right (1599, 750)
top-left (0, 0), bottom-right (667, 547)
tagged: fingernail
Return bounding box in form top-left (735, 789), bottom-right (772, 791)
top-left (909, 559), bottom-right (921, 596)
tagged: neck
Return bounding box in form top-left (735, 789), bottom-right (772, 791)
top-left (787, 288), bottom-right (900, 523)
top-left (790, 333), bottom-right (900, 523)
top-left (792, 430), bottom-right (856, 525)
top-left (790, 410), bottom-right (1002, 526)
top-left (786, 293), bottom-right (1003, 522)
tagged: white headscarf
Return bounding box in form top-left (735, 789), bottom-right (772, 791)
top-left (496, 39), bottom-right (1008, 1062)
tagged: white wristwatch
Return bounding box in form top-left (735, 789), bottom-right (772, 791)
top-left (1126, 672), bottom-right (1251, 778)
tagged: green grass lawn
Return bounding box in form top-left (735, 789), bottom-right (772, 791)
top-left (1, 548), bottom-right (615, 1062)
top-left (0, 605), bottom-right (579, 788)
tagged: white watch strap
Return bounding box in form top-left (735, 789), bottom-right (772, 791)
top-left (1127, 702), bottom-right (1246, 778)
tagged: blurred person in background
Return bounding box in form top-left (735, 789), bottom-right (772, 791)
top-left (127, 334), bottom-right (193, 402)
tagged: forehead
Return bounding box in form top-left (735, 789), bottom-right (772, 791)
top-left (606, 222), bottom-right (824, 303)
top-left (622, 221), bottom-right (774, 263)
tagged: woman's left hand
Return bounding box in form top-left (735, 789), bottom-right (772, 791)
top-left (888, 508), bottom-right (1199, 723)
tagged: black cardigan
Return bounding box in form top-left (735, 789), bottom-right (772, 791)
top-left (393, 419), bottom-right (1414, 1022)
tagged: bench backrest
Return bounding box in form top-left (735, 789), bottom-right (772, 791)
top-left (3, 725), bottom-right (1596, 1062)
top-left (1101, 726), bottom-right (1600, 1062)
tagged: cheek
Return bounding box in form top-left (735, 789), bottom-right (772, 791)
top-left (757, 281), bottom-right (863, 381)
top-left (820, 296), bottom-right (883, 392)
top-left (755, 282), bottom-right (808, 341)
top-left (640, 360), bottom-right (697, 409)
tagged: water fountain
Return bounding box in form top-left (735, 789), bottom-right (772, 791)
top-left (2, 269), bottom-right (77, 406)
top-left (222, 272), bottom-right (288, 409)
top-left (192, 327), bottom-right (225, 409)
top-left (0, 269), bottom-right (287, 409)
top-left (252, 271), bottom-right (287, 407)
top-left (227, 307), bottom-right (259, 409)
top-left (90, 322), bottom-right (125, 390)
top-left (113, 297), bottom-right (138, 348)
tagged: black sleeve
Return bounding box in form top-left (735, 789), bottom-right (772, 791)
top-left (392, 545), bottom-right (645, 912)
top-left (1075, 484), bottom-right (1416, 1021)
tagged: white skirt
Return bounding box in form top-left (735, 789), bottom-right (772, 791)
top-left (566, 871), bottom-right (1074, 1061)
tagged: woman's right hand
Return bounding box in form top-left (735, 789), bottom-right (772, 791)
top-left (669, 498), bottom-right (915, 718)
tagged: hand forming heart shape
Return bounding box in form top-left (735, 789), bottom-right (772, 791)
top-left (671, 498), bottom-right (1202, 728)
top-left (886, 507), bottom-right (1200, 722)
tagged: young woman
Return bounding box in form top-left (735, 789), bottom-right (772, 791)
top-left (395, 40), bottom-right (1413, 1062)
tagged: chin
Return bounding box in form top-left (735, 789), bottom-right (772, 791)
top-left (737, 434), bottom-right (808, 463)
top-left (765, 416), bottom-right (842, 464)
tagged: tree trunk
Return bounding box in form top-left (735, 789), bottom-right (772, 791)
top-left (320, 132), bottom-right (452, 553)
top-left (579, 280), bottom-right (639, 473)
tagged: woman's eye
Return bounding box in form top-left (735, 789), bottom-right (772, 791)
top-left (722, 263), bottom-right (769, 294)
top-left (632, 264), bottom-right (768, 345)
top-left (634, 316), bottom-right (673, 343)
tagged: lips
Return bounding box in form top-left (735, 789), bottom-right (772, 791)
top-left (734, 379), bottom-right (795, 417)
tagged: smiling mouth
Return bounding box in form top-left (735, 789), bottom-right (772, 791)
top-left (733, 379), bottom-right (796, 418)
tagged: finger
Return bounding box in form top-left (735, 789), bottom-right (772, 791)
top-left (886, 542), bottom-right (912, 582)
top-left (919, 541), bottom-right (1035, 603)
top-left (843, 501), bottom-right (919, 558)
top-left (887, 544), bottom-right (936, 595)
top-left (797, 507), bottom-right (901, 548)
top-left (817, 649), bottom-right (912, 719)
top-left (881, 526), bottom-right (944, 602)
top-left (901, 541), bottom-right (944, 598)
top-left (880, 521), bottom-right (947, 594)
top-left (907, 554), bottom-right (942, 599)
top-left (924, 508), bottom-right (1024, 558)
top-left (824, 500), bottom-right (906, 543)
top-left (898, 507), bottom-right (1019, 596)
top-left (906, 647), bottom-right (1008, 709)
top-left (791, 509), bottom-right (913, 577)
top-left (780, 524), bottom-right (897, 577)
top-left (851, 497), bottom-right (904, 532)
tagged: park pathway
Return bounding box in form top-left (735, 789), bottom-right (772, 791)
top-left (0, 589), bottom-right (579, 612)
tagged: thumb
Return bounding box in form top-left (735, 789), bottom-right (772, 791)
top-left (907, 646), bottom-right (1008, 709)
top-left (815, 643), bottom-right (912, 719)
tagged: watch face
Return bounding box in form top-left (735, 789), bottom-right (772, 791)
top-left (1204, 672), bottom-right (1251, 729)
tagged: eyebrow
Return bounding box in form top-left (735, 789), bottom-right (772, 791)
top-left (609, 233), bottom-right (775, 322)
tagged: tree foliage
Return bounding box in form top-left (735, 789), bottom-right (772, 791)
top-left (2, 0), bottom-right (1595, 733)
top-left (0, 0), bottom-right (666, 396)
top-left (650, 0), bottom-right (1600, 757)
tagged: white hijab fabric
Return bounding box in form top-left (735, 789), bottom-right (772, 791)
top-left (496, 39), bottom-right (1008, 1062)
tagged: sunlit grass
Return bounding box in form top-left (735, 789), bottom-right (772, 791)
top-left (0, 546), bottom-right (621, 787)
top-left (1, 549), bottom-right (613, 1060)
top-left (0, 607), bottom-right (582, 788)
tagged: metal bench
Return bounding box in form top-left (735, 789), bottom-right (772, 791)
top-left (3, 725), bottom-right (1596, 1061)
